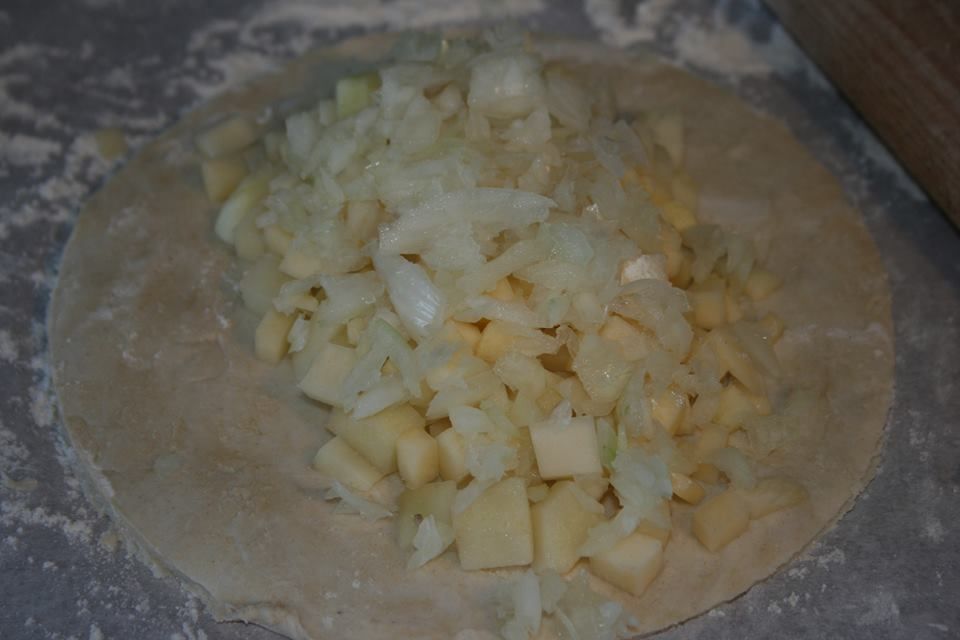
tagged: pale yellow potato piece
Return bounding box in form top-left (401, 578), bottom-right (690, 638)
top-left (239, 256), bottom-right (288, 316)
top-left (396, 429), bottom-right (439, 489)
top-left (335, 72), bottom-right (380, 119)
top-left (486, 277), bottom-right (515, 301)
top-left (234, 210), bottom-right (265, 261)
top-left (692, 489), bottom-right (751, 552)
top-left (709, 327), bottom-right (765, 396)
top-left (529, 416), bottom-right (602, 480)
top-left (254, 309), bottom-right (295, 364)
top-left (453, 478), bottom-right (533, 570)
top-left (598, 315), bottom-right (656, 361)
top-left (396, 480), bottom-right (457, 549)
top-left (741, 477), bottom-right (808, 519)
top-left (279, 245), bottom-right (324, 279)
top-left (531, 481), bottom-right (603, 573)
top-left (215, 170), bottom-right (271, 245)
top-left (196, 115), bottom-right (258, 158)
top-left (660, 200), bottom-right (697, 231)
top-left (687, 277), bottom-right (726, 330)
top-left (298, 343), bottom-right (357, 407)
top-left (449, 321), bottom-right (482, 350)
top-left (436, 428), bottom-right (468, 482)
top-left (635, 500), bottom-right (672, 545)
top-left (475, 321), bottom-right (517, 363)
top-left (337, 404), bottom-right (425, 474)
top-left (715, 382), bottom-right (770, 428)
top-left (671, 169), bottom-right (698, 211)
top-left (745, 267), bottom-right (782, 301)
top-left (263, 225), bottom-right (293, 256)
top-left (725, 290), bottom-right (743, 324)
top-left (589, 533), bottom-right (664, 598)
top-left (692, 462), bottom-right (722, 485)
top-left (291, 323), bottom-right (343, 382)
top-left (201, 156), bottom-right (248, 203)
top-left (693, 424), bottom-right (729, 462)
top-left (651, 386), bottom-right (689, 435)
top-left (670, 472), bottom-right (704, 505)
top-left (312, 436), bottom-right (385, 492)
top-left (345, 200), bottom-right (382, 240)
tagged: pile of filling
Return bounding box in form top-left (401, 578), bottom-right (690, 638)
top-left (196, 31), bottom-right (809, 639)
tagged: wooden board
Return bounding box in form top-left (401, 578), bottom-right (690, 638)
top-left (765, 0), bottom-right (960, 225)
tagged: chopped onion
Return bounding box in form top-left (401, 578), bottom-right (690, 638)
top-left (373, 253), bottom-right (445, 340)
top-left (407, 515), bottom-right (455, 569)
top-left (324, 481), bottom-right (392, 521)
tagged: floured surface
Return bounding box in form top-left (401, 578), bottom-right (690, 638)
top-left (49, 34), bottom-right (892, 639)
top-left (4, 2), bottom-right (958, 640)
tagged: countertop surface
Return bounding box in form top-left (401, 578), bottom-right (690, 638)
top-left (1, 1), bottom-right (957, 639)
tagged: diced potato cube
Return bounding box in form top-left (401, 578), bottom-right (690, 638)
top-left (709, 328), bottom-right (765, 396)
top-left (215, 170), bottom-right (271, 245)
top-left (651, 387), bottom-right (689, 435)
top-left (453, 478), bottom-right (533, 570)
top-left (313, 436), bottom-right (385, 491)
top-left (589, 533), bottom-right (664, 597)
top-left (635, 500), bottom-right (672, 545)
top-left (476, 321), bottom-right (518, 363)
top-left (396, 481), bottom-right (457, 548)
top-left (298, 343), bottom-right (357, 407)
top-left (486, 277), bottom-right (515, 302)
top-left (661, 200), bottom-right (697, 232)
top-left (691, 489), bottom-right (750, 552)
top-left (345, 200), bottom-right (382, 241)
top-left (196, 115), bottom-right (258, 158)
top-left (693, 424), bottom-right (729, 462)
top-left (263, 225), bottom-right (293, 256)
top-left (673, 248), bottom-right (694, 288)
top-left (527, 483), bottom-right (550, 503)
top-left (531, 481), bottom-right (604, 573)
top-left (396, 429), bottom-right (439, 489)
top-left (201, 156), bottom-right (248, 203)
top-left (254, 309), bottom-right (295, 364)
top-left (670, 472), bottom-right (705, 505)
top-left (337, 404), bottom-right (425, 473)
top-left (725, 290), bottom-right (743, 324)
top-left (661, 225), bottom-right (684, 280)
top-left (449, 321), bottom-right (482, 350)
top-left (240, 256), bottom-right (288, 316)
top-left (741, 477), bottom-right (807, 519)
top-left (536, 387), bottom-right (564, 414)
top-left (279, 245), bottom-right (324, 279)
top-left (691, 462), bottom-right (721, 485)
top-left (599, 315), bottom-right (656, 362)
top-left (715, 382), bottom-right (770, 428)
top-left (530, 416), bottom-right (602, 480)
top-left (234, 210), bottom-right (265, 261)
top-left (336, 72), bottom-right (380, 119)
top-left (745, 267), bottom-right (782, 301)
top-left (687, 277), bottom-right (726, 330)
top-left (291, 323), bottom-right (343, 382)
top-left (436, 428), bottom-right (469, 482)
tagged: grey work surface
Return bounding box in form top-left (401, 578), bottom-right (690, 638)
top-left (1, 0), bottom-right (957, 638)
